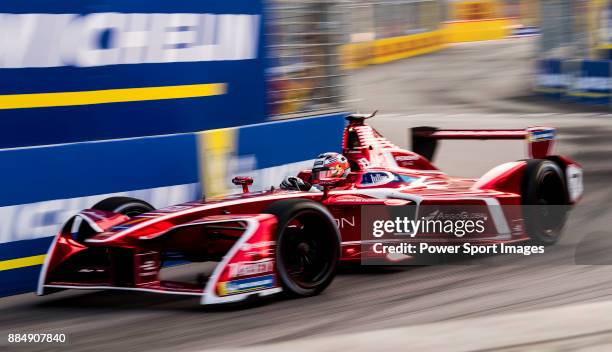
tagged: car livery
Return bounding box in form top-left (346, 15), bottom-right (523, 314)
top-left (38, 112), bottom-right (583, 305)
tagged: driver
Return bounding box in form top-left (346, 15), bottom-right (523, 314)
top-left (280, 152), bottom-right (351, 191)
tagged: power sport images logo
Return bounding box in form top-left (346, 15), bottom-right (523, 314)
top-left (363, 206), bottom-right (546, 261)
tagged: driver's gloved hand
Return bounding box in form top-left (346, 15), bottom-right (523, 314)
top-left (280, 176), bottom-right (311, 191)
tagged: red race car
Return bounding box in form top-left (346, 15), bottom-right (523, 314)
top-left (38, 112), bottom-right (583, 304)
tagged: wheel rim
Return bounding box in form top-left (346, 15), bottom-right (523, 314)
top-left (278, 210), bottom-right (336, 289)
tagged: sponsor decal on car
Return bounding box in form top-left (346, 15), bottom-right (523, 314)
top-left (528, 128), bottom-right (555, 142)
top-left (394, 155), bottom-right (419, 162)
top-left (218, 274), bottom-right (275, 296)
top-left (361, 171), bottom-right (394, 186)
top-left (422, 209), bottom-right (488, 222)
top-left (240, 241), bottom-right (275, 252)
top-left (228, 259), bottom-right (274, 278)
top-left (334, 216), bottom-right (356, 229)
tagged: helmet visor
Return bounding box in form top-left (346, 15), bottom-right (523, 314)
top-left (312, 169), bottom-right (336, 182)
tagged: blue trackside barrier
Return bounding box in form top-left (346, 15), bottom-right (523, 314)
top-left (237, 115), bottom-right (347, 170)
top-left (534, 59), bottom-right (612, 107)
top-left (534, 59), bottom-right (567, 100)
top-left (567, 60), bottom-right (612, 106)
top-left (0, 113), bottom-right (346, 297)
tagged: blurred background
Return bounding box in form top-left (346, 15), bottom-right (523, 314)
top-left (1, 1), bottom-right (612, 351)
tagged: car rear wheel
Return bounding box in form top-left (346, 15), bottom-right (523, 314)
top-left (521, 160), bottom-right (569, 246)
top-left (263, 199), bottom-right (340, 297)
top-left (75, 196), bottom-right (154, 242)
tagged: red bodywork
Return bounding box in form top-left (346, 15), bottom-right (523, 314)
top-left (38, 117), bottom-right (583, 304)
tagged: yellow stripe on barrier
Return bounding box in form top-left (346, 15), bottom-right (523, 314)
top-left (196, 128), bottom-right (237, 198)
top-left (0, 83), bottom-right (227, 110)
top-left (566, 91), bottom-right (611, 98)
top-left (0, 254), bottom-right (46, 271)
top-left (533, 87), bottom-right (565, 94)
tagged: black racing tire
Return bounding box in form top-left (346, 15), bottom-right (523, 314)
top-left (91, 196), bottom-right (155, 216)
top-left (521, 159), bottom-right (569, 246)
top-left (263, 198), bottom-right (340, 298)
top-left (75, 197), bottom-right (154, 242)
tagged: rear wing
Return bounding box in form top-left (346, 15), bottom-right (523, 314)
top-left (411, 126), bottom-right (555, 161)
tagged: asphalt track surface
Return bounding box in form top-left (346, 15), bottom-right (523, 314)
top-left (3, 37), bottom-right (612, 352)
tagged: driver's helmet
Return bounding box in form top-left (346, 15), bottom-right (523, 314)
top-left (311, 152), bottom-right (351, 183)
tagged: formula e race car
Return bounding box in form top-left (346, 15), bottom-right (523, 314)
top-left (38, 112), bottom-right (583, 305)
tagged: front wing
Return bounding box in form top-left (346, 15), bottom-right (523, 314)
top-left (37, 211), bottom-right (283, 305)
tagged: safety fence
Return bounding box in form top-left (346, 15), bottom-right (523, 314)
top-left (342, 0), bottom-right (446, 69)
top-left (0, 113), bottom-right (346, 297)
top-left (534, 1), bottom-right (612, 107)
top-left (341, 0), bottom-right (527, 70)
top-left (267, 0), bottom-right (347, 118)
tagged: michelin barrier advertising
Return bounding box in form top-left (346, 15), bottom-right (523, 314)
top-left (0, 0), bottom-right (267, 149)
top-left (0, 113), bottom-right (346, 297)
